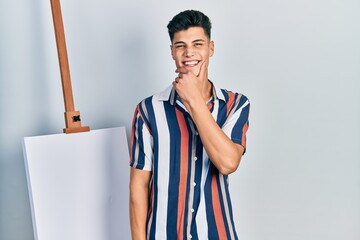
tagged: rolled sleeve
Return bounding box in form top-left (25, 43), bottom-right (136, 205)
top-left (129, 105), bottom-right (153, 171)
top-left (222, 95), bottom-right (250, 153)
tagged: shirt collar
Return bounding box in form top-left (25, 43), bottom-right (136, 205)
top-left (158, 81), bottom-right (226, 105)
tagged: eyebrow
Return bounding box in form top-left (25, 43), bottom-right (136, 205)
top-left (173, 39), bottom-right (206, 45)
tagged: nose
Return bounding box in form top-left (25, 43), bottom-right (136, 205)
top-left (184, 47), bottom-right (195, 57)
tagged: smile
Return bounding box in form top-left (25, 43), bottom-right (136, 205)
top-left (183, 60), bottom-right (200, 67)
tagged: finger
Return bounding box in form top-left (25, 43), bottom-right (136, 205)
top-left (197, 60), bottom-right (208, 79)
top-left (175, 67), bottom-right (189, 74)
top-left (173, 78), bottom-right (181, 88)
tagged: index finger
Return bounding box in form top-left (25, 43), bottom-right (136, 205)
top-left (175, 67), bottom-right (189, 74)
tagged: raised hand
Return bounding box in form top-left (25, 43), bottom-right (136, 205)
top-left (172, 61), bottom-right (209, 112)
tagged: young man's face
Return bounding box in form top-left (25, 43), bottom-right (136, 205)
top-left (171, 26), bottom-right (214, 76)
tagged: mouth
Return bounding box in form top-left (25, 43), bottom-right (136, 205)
top-left (182, 60), bottom-right (200, 68)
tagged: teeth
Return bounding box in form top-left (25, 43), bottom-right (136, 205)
top-left (184, 61), bottom-right (199, 66)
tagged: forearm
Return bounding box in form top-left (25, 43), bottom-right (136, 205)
top-left (129, 172), bottom-right (150, 240)
top-left (188, 101), bottom-right (243, 175)
top-left (173, 63), bottom-right (243, 175)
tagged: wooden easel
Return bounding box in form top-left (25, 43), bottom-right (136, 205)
top-left (50, 0), bottom-right (90, 133)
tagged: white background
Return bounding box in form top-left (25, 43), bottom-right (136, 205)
top-left (0, 0), bottom-right (359, 239)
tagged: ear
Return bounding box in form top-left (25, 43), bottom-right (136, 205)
top-left (209, 41), bottom-right (214, 57)
top-left (170, 45), bottom-right (175, 60)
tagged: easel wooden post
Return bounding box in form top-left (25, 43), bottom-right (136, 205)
top-left (50, 0), bottom-right (90, 133)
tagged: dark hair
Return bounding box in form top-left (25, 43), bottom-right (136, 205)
top-left (167, 10), bottom-right (212, 42)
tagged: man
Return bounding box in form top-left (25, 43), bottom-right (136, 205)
top-left (129, 10), bottom-right (250, 240)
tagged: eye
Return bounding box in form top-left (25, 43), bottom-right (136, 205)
top-left (175, 45), bottom-right (185, 49)
top-left (195, 43), bottom-right (203, 47)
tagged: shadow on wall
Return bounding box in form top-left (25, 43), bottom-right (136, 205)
top-left (30, 1), bottom-right (54, 135)
top-left (0, 2), bottom-right (59, 239)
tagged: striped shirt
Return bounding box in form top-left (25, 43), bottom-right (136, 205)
top-left (130, 84), bottom-right (250, 240)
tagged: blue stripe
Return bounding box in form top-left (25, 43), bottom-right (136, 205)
top-left (164, 102), bottom-right (181, 238)
top-left (231, 96), bottom-right (250, 145)
top-left (221, 89), bottom-right (229, 103)
top-left (130, 112), bottom-right (138, 166)
top-left (224, 175), bottom-right (239, 240)
top-left (204, 165), bottom-right (219, 239)
top-left (135, 117), bottom-right (145, 168)
top-left (235, 94), bottom-right (248, 111)
top-left (144, 97), bottom-right (158, 239)
top-left (139, 100), bottom-right (151, 131)
top-left (190, 130), bottom-right (203, 240)
top-left (217, 174), bottom-right (231, 239)
top-left (130, 108), bottom-right (147, 169)
top-left (190, 222), bottom-right (198, 239)
top-left (193, 134), bottom-right (203, 207)
top-left (215, 97), bottom-right (228, 128)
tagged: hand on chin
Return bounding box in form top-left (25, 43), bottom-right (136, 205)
top-left (186, 66), bottom-right (201, 77)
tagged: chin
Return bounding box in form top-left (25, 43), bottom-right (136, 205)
top-left (186, 67), bottom-right (200, 76)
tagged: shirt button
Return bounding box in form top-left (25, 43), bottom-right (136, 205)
top-left (194, 157), bottom-right (197, 161)
top-left (193, 182), bottom-right (196, 186)
top-left (195, 131), bottom-right (199, 135)
top-left (191, 208), bottom-right (194, 213)
top-left (189, 235), bottom-right (192, 239)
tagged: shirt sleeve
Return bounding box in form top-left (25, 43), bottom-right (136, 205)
top-left (221, 94), bottom-right (250, 153)
top-left (129, 103), bottom-right (153, 171)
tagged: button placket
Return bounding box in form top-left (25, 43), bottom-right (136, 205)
top-left (186, 119), bottom-right (198, 238)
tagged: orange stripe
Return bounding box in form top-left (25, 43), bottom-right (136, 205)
top-left (211, 171), bottom-right (227, 239)
top-left (175, 109), bottom-right (189, 239)
top-left (241, 122), bottom-right (249, 148)
top-left (226, 92), bottom-right (235, 116)
top-left (208, 101), bottom-right (214, 110)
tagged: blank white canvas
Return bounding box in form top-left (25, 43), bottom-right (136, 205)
top-left (22, 127), bottom-right (130, 240)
